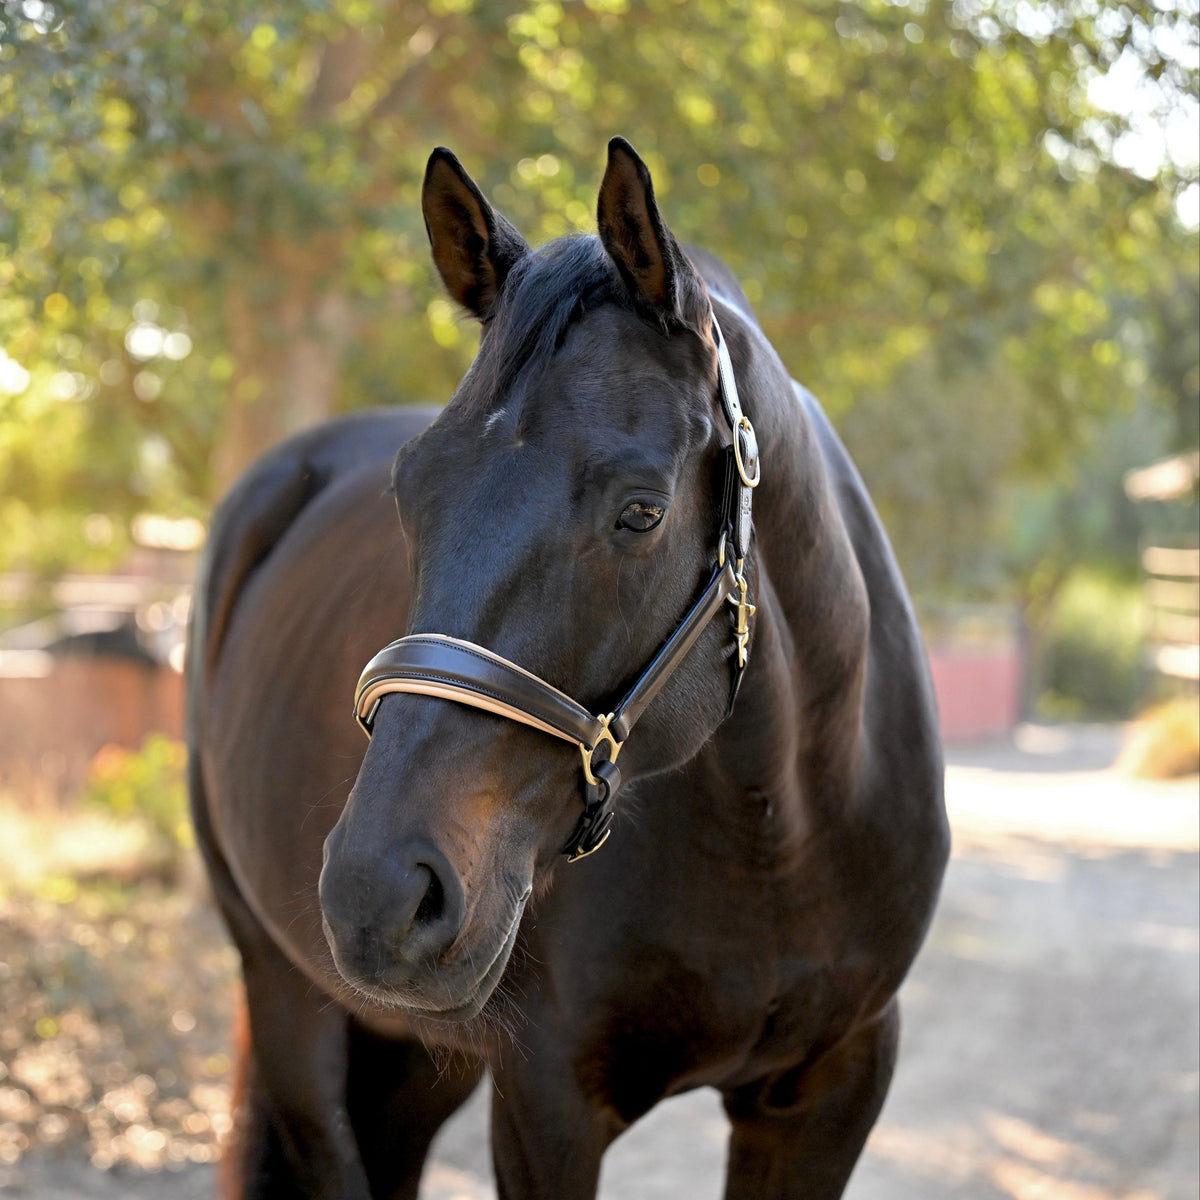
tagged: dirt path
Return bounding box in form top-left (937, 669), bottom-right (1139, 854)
top-left (2, 726), bottom-right (1196, 1198)
top-left (418, 726), bottom-right (1200, 1200)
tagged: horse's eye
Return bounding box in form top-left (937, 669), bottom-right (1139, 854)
top-left (616, 501), bottom-right (665, 532)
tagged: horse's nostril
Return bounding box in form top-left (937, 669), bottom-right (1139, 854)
top-left (413, 866), bottom-right (444, 928)
top-left (320, 839), bottom-right (465, 974)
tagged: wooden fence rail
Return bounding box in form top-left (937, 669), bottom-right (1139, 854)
top-left (1143, 544), bottom-right (1200, 683)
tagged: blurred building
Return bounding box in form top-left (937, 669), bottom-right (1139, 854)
top-left (0, 517), bottom-right (196, 803)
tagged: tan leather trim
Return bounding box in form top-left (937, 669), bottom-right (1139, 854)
top-left (355, 677), bottom-right (582, 746)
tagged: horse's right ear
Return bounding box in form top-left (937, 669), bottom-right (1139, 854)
top-left (597, 136), bottom-right (704, 330)
top-left (422, 148), bottom-right (529, 320)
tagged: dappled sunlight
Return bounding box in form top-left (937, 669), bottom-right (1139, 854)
top-left (988, 1158), bottom-right (1156, 1200)
top-left (0, 794), bottom-right (237, 1182)
top-left (945, 764), bottom-right (1199, 853)
top-left (0, 881), bottom-right (237, 1176)
top-left (868, 1109), bottom-right (1167, 1199)
top-left (986, 1114), bottom-right (1098, 1172)
top-left (866, 1122), bottom-right (982, 1184)
top-left (849, 732), bottom-right (1199, 1200)
top-left (0, 800), bottom-right (161, 891)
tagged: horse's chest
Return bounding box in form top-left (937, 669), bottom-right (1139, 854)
top-left (534, 864), bottom-right (868, 1112)
top-left (559, 935), bottom-right (866, 1122)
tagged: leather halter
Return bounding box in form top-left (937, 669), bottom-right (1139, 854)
top-left (354, 317), bottom-right (760, 862)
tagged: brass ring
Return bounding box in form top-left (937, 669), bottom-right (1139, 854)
top-left (733, 416), bottom-right (761, 488)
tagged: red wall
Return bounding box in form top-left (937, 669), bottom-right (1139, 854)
top-left (927, 646), bottom-right (1022, 742)
top-left (0, 657), bottom-right (184, 803)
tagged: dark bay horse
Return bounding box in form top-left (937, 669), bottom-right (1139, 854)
top-left (188, 138), bottom-right (948, 1199)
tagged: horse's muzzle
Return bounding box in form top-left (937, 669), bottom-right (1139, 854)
top-left (318, 827), bottom-right (529, 1018)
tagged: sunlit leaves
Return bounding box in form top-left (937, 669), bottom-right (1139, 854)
top-left (0, 0), bottom-right (1194, 592)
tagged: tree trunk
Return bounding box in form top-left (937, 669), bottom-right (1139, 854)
top-left (1016, 571), bottom-right (1067, 720)
top-left (210, 257), bottom-right (357, 498)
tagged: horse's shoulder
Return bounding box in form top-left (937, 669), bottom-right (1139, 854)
top-left (189, 408), bottom-right (435, 688)
top-left (791, 380), bottom-right (945, 791)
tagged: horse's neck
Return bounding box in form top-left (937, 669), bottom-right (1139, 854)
top-left (713, 323), bottom-right (874, 806)
top-left (715, 333), bottom-right (942, 847)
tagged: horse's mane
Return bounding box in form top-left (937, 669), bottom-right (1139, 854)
top-left (453, 234), bottom-right (621, 415)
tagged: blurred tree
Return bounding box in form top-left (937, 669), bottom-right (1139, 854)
top-left (0, 0), bottom-right (1196, 589)
top-left (1145, 265), bottom-right (1200, 452)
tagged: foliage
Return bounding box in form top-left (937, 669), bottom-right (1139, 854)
top-left (0, 0), bottom-right (1196, 599)
top-left (83, 735), bottom-right (192, 852)
top-left (842, 347), bottom-right (1190, 602)
top-left (1036, 570), bottom-right (1145, 719)
top-left (1144, 266), bottom-right (1200, 453)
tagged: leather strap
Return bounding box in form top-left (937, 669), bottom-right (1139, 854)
top-left (355, 562), bottom-right (737, 744)
top-left (355, 634), bottom-right (604, 747)
top-left (352, 316), bottom-right (758, 861)
top-left (714, 323), bottom-right (758, 562)
top-left (608, 560), bottom-right (736, 741)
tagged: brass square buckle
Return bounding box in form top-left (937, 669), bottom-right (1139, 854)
top-left (580, 713), bottom-right (623, 787)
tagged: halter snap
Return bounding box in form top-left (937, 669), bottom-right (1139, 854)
top-left (728, 565), bottom-right (756, 669)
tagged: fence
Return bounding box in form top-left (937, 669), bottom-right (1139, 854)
top-left (1142, 544), bottom-right (1200, 684)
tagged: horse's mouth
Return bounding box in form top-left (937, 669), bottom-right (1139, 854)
top-left (328, 894), bottom-right (528, 1022)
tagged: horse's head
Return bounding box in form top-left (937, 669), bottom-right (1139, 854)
top-left (320, 139), bottom-right (754, 1020)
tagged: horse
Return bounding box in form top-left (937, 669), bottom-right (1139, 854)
top-left (187, 137), bottom-right (949, 1200)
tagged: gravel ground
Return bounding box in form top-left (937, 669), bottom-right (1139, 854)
top-left (0, 724), bottom-right (1195, 1199)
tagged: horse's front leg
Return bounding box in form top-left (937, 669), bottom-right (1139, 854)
top-left (225, 932), bottom-right (373, 1199)
top-left (721, 1001), bottom-right (900, 1200)
top-left (490, 1049), bottom-right (621, 1200)
top-left (200, 840), bottom-right (370, 1197)
top-left (346, 1022), bottom-right (485, 1200)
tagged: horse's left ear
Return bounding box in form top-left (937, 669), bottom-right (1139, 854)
top-left (597, 137), bottom-right (705, 329)
top-left (422, 147), bottom-right (530, 320)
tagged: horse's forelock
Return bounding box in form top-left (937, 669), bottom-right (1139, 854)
top-left (453, 235), bottom-right (623, 415)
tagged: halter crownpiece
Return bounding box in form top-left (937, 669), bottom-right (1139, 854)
top-left (353, 316), bottom-right (760, 861)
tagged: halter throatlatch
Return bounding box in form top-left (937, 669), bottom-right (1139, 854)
top-left (354, 316), bottom-right (760, 861)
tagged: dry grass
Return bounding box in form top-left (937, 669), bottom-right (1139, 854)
top-left (0, 803), bottom-right (171, 891)
top-left (1118, 696), bottom-right (1200, 780)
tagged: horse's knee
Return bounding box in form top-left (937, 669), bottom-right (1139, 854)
top-left (729, 1001), bottom-right (899, 1121)
top-left (721, 1004), bottom-right (901, 1200)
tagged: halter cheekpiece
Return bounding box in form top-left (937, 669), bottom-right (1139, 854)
top-left (353, 317), bottom-right (760, 862)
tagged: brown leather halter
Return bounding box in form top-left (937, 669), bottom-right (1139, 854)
top-left (354, 317), bottom-right (760, 861)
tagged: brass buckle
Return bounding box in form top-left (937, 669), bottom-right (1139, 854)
top-left (566, 826), bottom-right (612, 862)
top-left (727, 560), bottom-right (756, 668)
top-left (733, 415), bottom-right (761, 488)
top-left (580, 713), bottom-right (623, 787)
